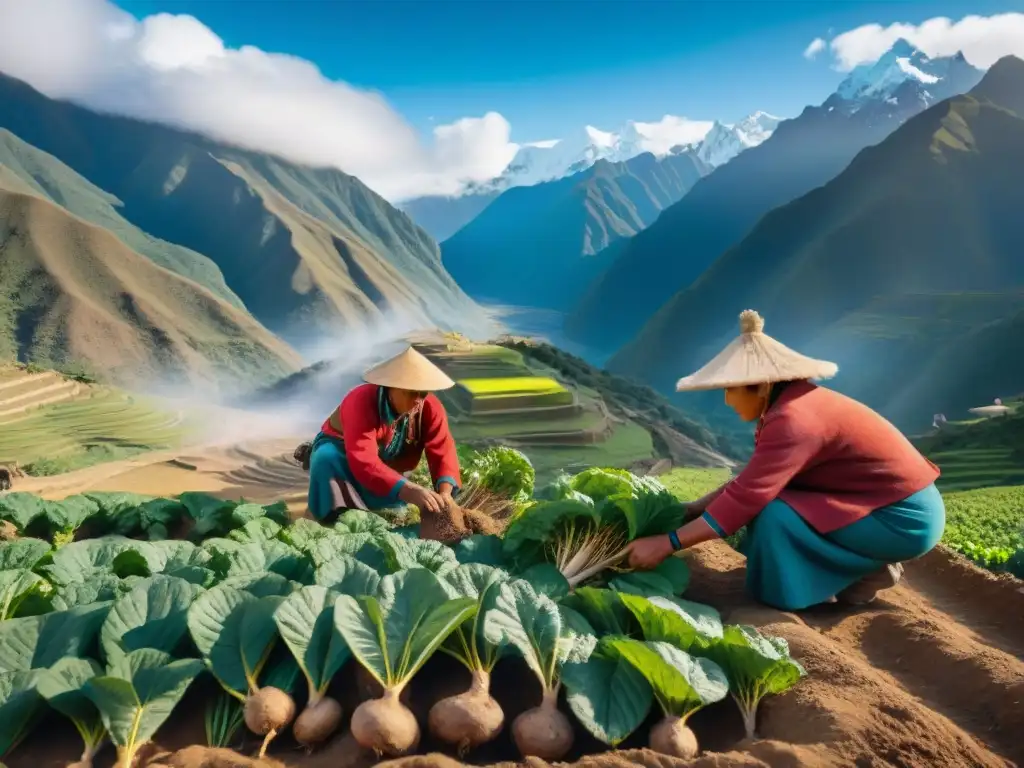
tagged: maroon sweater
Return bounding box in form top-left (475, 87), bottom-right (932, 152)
top-left (705, 381), bottom-right (940, 536)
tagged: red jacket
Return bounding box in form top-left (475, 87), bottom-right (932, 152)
top-left (321, 383), bottom-right (461, 499)
top-left (706, 381), bottom-right (940, 536)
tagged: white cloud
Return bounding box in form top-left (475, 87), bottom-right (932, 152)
top-left (821, 13), bottom-right (1024, 71)
top-left (0, 0), bottom-right (518, 201)
top-left (627, 115), bottom-right (714, 154)
top-left (803, 38), bottom-right (826, 60)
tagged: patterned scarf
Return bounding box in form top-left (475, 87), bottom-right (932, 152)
top-left (377, 387), bottom-right (422, 460)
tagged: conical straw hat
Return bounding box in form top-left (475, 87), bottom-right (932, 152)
top-left (675, 310), bottom-right (838, 392)
top-left (363, 346), bottom-right (455, 391)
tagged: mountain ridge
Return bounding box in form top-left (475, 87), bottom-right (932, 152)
top-left (440, 148), bottom-right (711, 311)
top-left (606, 55), bottom-right (1024, 430)
top-left (565, 41), bottom-right (984, 352)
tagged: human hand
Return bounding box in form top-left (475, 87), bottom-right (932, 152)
top-left (625, 534), bottom-right (676, 570)
top-left (400, 483), bottom-right (447, 515)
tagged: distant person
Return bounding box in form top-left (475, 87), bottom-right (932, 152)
top-left (626, 310), bottom-right (945, 611)
top-left (300, 346), bottom-right (464, 538)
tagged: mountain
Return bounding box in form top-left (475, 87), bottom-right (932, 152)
top-left (607, 55), bottom-right (1024, 431)
top-left (401, 111), bottom-right (779, 242)
top-left (696, 112), bottom-right (783, 167)
top-left (0, 129), bottom-right (242, 310)
top-left (440, 149), bottom-right (711, 311)
top-left (0, 173), bottom-right (301, 390)
top-left (0, 73), bottom-right (481, 346)
top-left (565, 40), bottom-right (984, 352)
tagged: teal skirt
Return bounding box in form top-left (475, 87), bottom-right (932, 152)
top-left (724, 484), bottom-right (946, 611)
top-left (307, 433), bottom-right (406, 520)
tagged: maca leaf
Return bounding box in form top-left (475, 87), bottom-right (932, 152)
top-left (618, 594), bottom-right (723, 651)
top-left (43, 537), bottom-right (140, 586)
top-left (101, 576), bottom-right (202, 663)
top-left (501, 499), bottom-right (599, 556)
top-left (535, 472), bottom-right (594, 505)
top-left (334, 509), bottom-right (390, 535)
top-left (178, 492), bottom-right (236, 536)
top-left (187, 585), bottom-right (282, 694)
top-left (610, 638), bottom-right (729, 719)
top-left (0, 601), bottom-right (111, 671)
top-left (208, 540), bottom-right (314, 585)
top-left (217, 573), bottom-right (295, 598)
top-left (701, 625), bottom-right (807, 700)
top-left (314, 555), bottom-right (381, 596)
top-left (0, 492), bottom-right (47, 532)
top-left (0, 538), bottom-right (51, 571)
top-left (375, 533), bottom-right (458, 575)
top-left (441, 564), bottom-right (510, 669)
top-left (562, 636), bottom-right (653, 746)
top-left (228, 518), bottom-right (283, 544)
top-left (610, 557), bottom-right (690, 598)
top-left (333, 568), bottom-right (476, 688)
top-left (85, 649), bottom-right (203, 756)
top-left (0, 569), bottom-right (47, 620)
top-left (36, 657), bottom-right (105, 746)
top-left (142, 541), bottom-right (215, 587)
top-left (454, 534), bottom-right (505, 566)
top-left (483, 579), bottom-right (586, 692)
top-left (273, 586), bottom-right (350, 696)
top-left (51, 574), bottom-right (136, 611)
top-left (518, 562), bottom-right (570, 600)
top-left (37, 495), bottom-right (101, 537)
top-left (0, 669), bottom-right (41, 758)
top-left (561, 587), bottom-right (636, 636)
top-left (568, 468), bottom-right (636, 502)
top-left (605, 491), bottom-right (688, 540)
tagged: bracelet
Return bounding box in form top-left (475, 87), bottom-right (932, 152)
top-left (668, 530), bottom-right (682, 552)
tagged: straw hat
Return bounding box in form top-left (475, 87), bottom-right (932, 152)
top-left (675, 310), bottom-right (838, 392)
top-left (363, 346), bottom-right (455, 391)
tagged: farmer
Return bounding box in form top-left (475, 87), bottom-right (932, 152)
top-left (304, 346), bottom-right (464, 537)
top-left (626, 310), bottom-right (946, 611)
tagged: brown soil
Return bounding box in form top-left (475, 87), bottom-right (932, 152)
top-left (11, 445), bottom-right (1023, 768)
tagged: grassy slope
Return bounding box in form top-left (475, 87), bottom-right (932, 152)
top-left (566, 59), bottom-right (983, 352)
top-left (0, 180), bottom-right (301, 390)
top-left (441, 151), bottom-right (709, 311)
top-left (0, 129), bottom-right (242, 309)
top-left (610, 57), bottom-right (1024, 432)
top-left (0, 73), bottom-right (480, 344)
top-left (0, 366), bottom-right (194, 474)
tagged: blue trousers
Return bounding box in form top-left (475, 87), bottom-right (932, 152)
top-left (736, 484), bottom-right (946, 610)
top-left (307, 434), bottom-right (404, 520)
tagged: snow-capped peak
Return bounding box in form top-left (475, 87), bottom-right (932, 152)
top-left (835, 38), bottom-right (967, 105)
top-left (695, 111), bottom-right (783, 167)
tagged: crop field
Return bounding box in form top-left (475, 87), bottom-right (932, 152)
top-left (940, 484), bottom-right (1024, 577)
top-left (458, 376), bottom-right (569, 397)
top-left (0, 385), bottom-right (194, 476)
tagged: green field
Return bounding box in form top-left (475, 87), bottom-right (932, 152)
top-left (458, 376), bottom-right (568, 397)
top-left (0, 388), bottom-right (195, 475)
top-left (520, 421), bottom-right (656, 481)
top-left (940, 484), bottom-right (1024, 576)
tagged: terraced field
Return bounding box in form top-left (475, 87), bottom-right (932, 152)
top-left (0, 365), bottom-right (195, 475)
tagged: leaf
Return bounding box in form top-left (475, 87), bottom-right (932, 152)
top-left (501, 499), bottom-right (599, 555)
top-left (611, 491), bottom-right (688, 540)
top-left (228, 519), bottom-right (283, 544)
top-left (483, 580), bottom-right (565, 690)
top-left (0, 539), bottom-right (51, 571)
top-left (273, 586), bottom-right (350, 695)
top-left (314, 555), bottom-right (381, 596)
top-left (101, 575), bottom-right (202, 663)
top-left (0, 493), bottom-right (47, 532)
top-left (36, 657), bottom-right (104, 738)
top-left (376, 534), bottom-right (458, 575)
top-left (333, 569), bottom-right (476, 688)
top-left (610, 639), bottom-right (729, 719)
top-left (43, 537), bottom-right (139, 586)
top-left (51, 574), bottom-right (131, 611)
top-left (0, 601), bottom-right (111, 671)
top-left (0, 570), bottom-right (47, 620)
top-left (618, 594), bottom-right (722, 652)
top-left (568, 468), bottom-right (635, 502)
top-left (40, 495), bottom-right (101, 536)
top-left (610, 557), bottom-right (690, 597)
top-left (187, 585), bottom-right (283, 694)
top-left (212, 540), bottom-right (314, 584)
top-left (217, 573), bottom-right (295, 598)
top-left (441, 564), bottom-right (510, 668)
top-left (701, 625), bottom-right (807, 701)
top-left (0, 670), bottom-right (41, 757)
top-left (178, 492), bottom-right (236, 536)
top-left (334, 509), bottom-right (390, 535)
top-left (562, 637), bottom-right (652, 745)
top-left (518, 562), bottom-right (570, 600)
top-left (85, 649), bottom-right (203, 752)
top-left (561, 587), bottom-right (635, 636)
top-left (454, 534), bottom-right (506, 566)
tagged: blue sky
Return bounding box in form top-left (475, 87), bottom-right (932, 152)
top-left (115, 0), bottom-right (1015, 141)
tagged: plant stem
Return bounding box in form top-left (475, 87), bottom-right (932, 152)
top-left (470, 668), bottom-right (491, 695)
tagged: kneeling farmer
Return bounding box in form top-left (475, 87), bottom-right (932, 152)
top-left (627, 310), bottom-right (946, 611)
top-left (306, 347), bottom-right (462, 533)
